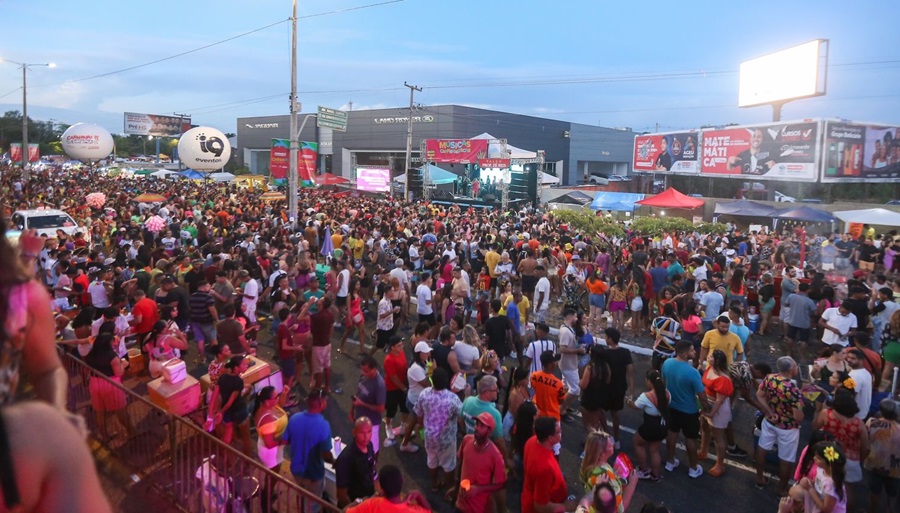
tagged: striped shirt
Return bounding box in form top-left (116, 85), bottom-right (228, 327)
top-left (188, 291), bottom-right (216, 324)
top-left (524, 338), bottom-right (557, 375)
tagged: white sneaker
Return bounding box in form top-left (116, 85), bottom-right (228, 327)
top-left (399, 442), bottom-right (420, 453)
top-left (383, 438), bottom-right (396, 448)
top-left (664, 458), bottom-right (680, 472)
top-left (688, 465), bottom-right (704, 479)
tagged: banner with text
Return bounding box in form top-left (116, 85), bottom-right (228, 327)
top-left (633, 132), bottom-right (699, 174)
top-left (700, 122), bottom-right (819, 182)
top-left (9, 143), bottom-right (39, 163)
top-left (124, 112), bottom-right (192, 137)
top-left (356, 167), bottom-right (391, 192)
top-left (477, 158), bottom-right (510, 169)
top-left (821, 121), bottom-right (900, 182)
top-left (269, 139), bottom-right (290, 179)
top-left (425, 139), bottom-right (488, 164)
top-left (300, 141), bottom-right (318, 187)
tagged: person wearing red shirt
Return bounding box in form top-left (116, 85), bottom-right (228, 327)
top-left (129, 289), bottom-right (159, 346)
top-left (73, 268), bottom-right (90, 308)
top-left (454, 412), bottom-right (507, 513)
top-left (522, 417), bottom-right (574, 513)
top-left (382, 337), bottom-right (409, 447)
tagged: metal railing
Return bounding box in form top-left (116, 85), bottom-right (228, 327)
top-left (62, 352), bottom-right (340, 513)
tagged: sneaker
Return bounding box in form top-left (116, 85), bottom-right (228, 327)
top-left (399, 442), bottom-right (420, 453)
top-left (688, 465), bottom-right (704, 479)
top-left (664, 459), bottom-right (680, 472)
top-left (383, 438), bottom-right (396, 448)
top-left (726, 445), bottom-right (749, 458)
top-left (636, 468), bottom-right (652, 480)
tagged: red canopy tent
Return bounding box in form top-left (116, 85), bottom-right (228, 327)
top-left (635, 187), bottom-right (704, 209)
top-left (314, 172), bottom-right (350, 186)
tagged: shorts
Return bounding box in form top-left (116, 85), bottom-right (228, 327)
top-left (760, 297), bottom-right (776, 314)
top-left (600, 390), bottom-right (626, 412)
top-left (630, 297), bottom-right (643, 312)
top-left (609, 301), bottom-right (627, 313)
top-left (757, 419), bottom-right (800, 463)
top-left (521, 275), bottom-right (537, 294)
top-left (489, 277), bottom-right (498, 289)
top-left (821, 262), bottom-right (835, 271)
top-left (311, 344), bottom-right (331, 374)
top-left (667, 408), bottom-right (701, 439)
top-left (418, 312), bottom-right (436, 326)
top-left (638, 413), bottom-right (668, 442)
top-left (589, 293), bottom-right (606, 309)
top-left (683, 331), bottom-right (700, 351)
top-left (385, 389), bottom-right (409, 417)
top-left (533, 309), bottom-right (547, 323)
top-left (280, 357), bottom-right (297, 380)
top-left (561, 369), bottom-right (580, 397)
top-left (191, 322), bottom-right (217, 344)
top-left (868, 470), bottom-right (900, 497)
top-left (335, 295), bottom-right (347, 307)
top-left (860, 260), bottom-right (875, 271)
top-left (223, 404), bottom-right (250, 425)
top-left (376, 329), bottom-right (392, 349)
top-left (780, 305), bottom-right (791, 323)
top-left (89, 376), bottom-right (126, 412)
top-left (705, 397), bottom-right (732, 429)
top-left (786, 325), bottom-right (810, 343)
top-left (845, 458), bottom-right (862, 483)
top-left (425, 440), bottom-right (457, 472)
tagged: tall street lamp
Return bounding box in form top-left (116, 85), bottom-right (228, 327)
top-left (1, 59), bottom-right (55, 180)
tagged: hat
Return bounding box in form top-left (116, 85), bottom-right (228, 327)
top-left (474, 411), bottom-right (496, 431)
top-left (724, 249), bottom-right (736, 257)
top-left (238, 270), bottom-right (250, 278)
top-left (103, 257), bottom-right (115, 266)
top-left (540, 350), bottom-right (561, 366)
top-left (414, 341), bottom-right (433, 353)
top-left (716, 314), bottom-right (731, 323)
top-left (564, 243), bottom-right (574, 251)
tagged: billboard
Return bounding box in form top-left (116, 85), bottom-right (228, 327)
top-left (738, 40), bottom-right (828, 108)
top-left (124, 112), bottom-right (192, 136)
top-left (299, 141), bottom-right (317, 187)
top-left (356, 166), bottom-right (391, 192)
top-left (633, 132), bottom-right (699, 174)
top-left (424, 139), bottom-right (488, 164)
top-left (821, 121), bottom-right (900, 182)
top-left (269, 139), bottom-right (289, 178)
top-left (700, 122), bottom-right (819, 182)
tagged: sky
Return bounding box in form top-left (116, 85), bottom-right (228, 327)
top-left (1, 0), bottom-right (899, 137)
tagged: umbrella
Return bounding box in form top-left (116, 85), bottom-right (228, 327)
top-left (85, 192), bottom-right (107, 209)
top-left (321, 225), bottom-right (334, 257)
top-left (259, 191), bottom-right (286, 201)
top-left (144, 215), bottom-right (166, 233)
top-left (133, 193), bottom-right (167, 203)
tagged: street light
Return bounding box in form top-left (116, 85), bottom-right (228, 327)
top-left (1, 59), bottom-right (54, 180)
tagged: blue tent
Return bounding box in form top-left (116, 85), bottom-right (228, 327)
top-left (773, 206), bottom-right (837, 223)
top-left (393, 164), bottom-right (459, 185)
top-left (714, 199), bottom-right (778, 217)
top-left (590, 192), bottom-right (645, 212)
top-left (178, 169), bottom-right (204, 179)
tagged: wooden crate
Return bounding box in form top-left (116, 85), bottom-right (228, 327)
top-left (198, 355), bottom-right (271, 394)
top-left (147, 375), bottom-right (201, 416)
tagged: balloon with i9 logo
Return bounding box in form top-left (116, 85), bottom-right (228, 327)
top-left (177, 126), bottom-right (232, 171)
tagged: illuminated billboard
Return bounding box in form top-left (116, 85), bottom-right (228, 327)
top-left (356, 166), bottom-right (391, 192)
top-left (738, 39), bottom-right (828, 108)
top-left (124, 112), bottom-right (192, 136)
top-left (821, 120), bottom-right (900, 183)
top-left (633, 132), bottom-right (699, 174)
top-left (700, 121), bottom-right (820, 182)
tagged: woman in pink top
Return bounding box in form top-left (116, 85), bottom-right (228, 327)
top-left (339, 279), bottom-right (367, 355)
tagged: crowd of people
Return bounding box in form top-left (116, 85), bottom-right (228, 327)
top-left (3, 165), bottom-right (900, 513)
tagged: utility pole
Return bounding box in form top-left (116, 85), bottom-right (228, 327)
top-left (288, 0), bottom-right (299, 224)
top-left (402, 82), bottom-right (421, 202)
top-left (173, 112), bottom-right (190, 171)
top-left (21, 66), bottom-right (28, 180)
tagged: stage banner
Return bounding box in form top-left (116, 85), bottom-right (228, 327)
top-left (9, 143), bottom-right (39, 163)
top-left (633, 132), bottom-right (699, 174)
top-left (425, 139), bottom-right (488, 164)
top-left (300, 141), bottom-right (318, 187)
top-left (700, 122), bottom-right (819, 182)
top-left (269, 139), bottom-right (289, 179)
top-left (821, 121), bottom-right (900, 182)
top-left (477, 158), bottom-right (510, 169)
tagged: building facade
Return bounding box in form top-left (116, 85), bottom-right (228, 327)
top-left (236, 104), bottom-right (635, 186)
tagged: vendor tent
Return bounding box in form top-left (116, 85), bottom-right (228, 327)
top-left (833, 208), bottom-right (900, 226)
top-left (636, 188), bottom-right (704, 209)
top-left (209, 172), bottom-right (236, 182)
top-left (590, 192), bottom-right (645, 212)
top-left (774, 206), bottom-right (837, 223)
top-left (315, 172), bottom-right (350, 185)
top-left (552, 191), bottom-right (594, 206)
top-left (394, 165), bottom-right (459, 185)
top-left (150, 169), bottom-right (176, 178)
top-left (471, 133), bottom-right (539, 160)
top-left (713, 200), bottom-right (778, 217)
top-left (178, 169), bottom-right (204, 179)
top-left (540, 172), bottom-right (560, 185)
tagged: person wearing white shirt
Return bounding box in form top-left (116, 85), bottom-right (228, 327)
top-left (819, 302), bottom-right (859, 347)
top-left (416, 273), bottom-right (435, 327)
top-left (533, 266), bottom-right (551, 323)
top-left (389, 259), bottom-right (409, 294)
top-left (409, 241), bottom-right (422, 272)
top-left (239, 270), bottom-right (260, 324)
top-left (846, 349), bottom-right (872, 420)
top-left (442, 243), bottom-right (458, 264)
top-left (87, 269), bottom-right (113, 309)
top-left (523, 322), bottom-right (556, 376)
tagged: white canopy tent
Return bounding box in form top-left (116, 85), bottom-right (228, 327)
top-left (150, 169), bottom-right (177, 178)
top-left (393, 165), bottom-right (459, 185)
top-left (209, 172), bottom-right (236, 182)
top-left (470, 132), bottom-right (539, 160)
top-left (540, 172), bottom-right (559, 185)
top-left (833, 208), bottom-right (900, 226)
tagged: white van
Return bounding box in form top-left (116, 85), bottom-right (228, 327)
top-left (10, 209), bottom-right (89, 242)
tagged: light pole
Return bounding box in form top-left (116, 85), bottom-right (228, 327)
top-left (1, 59), bottom-right (54, 180)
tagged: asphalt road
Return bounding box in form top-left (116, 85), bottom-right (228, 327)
top-left (228, 306), bottom-right (797, 513)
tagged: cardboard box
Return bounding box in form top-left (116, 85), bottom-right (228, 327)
top-left (147, 375), bottom-right (201, 416)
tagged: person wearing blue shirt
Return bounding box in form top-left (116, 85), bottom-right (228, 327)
top-left (665, 253), bottom-right (684, 284)
top-left (282, 390), bottom-right (334, 511)
top-left (727, 307), bottom-right (751, 352)
top-left (661, 340), bottom-right (709, 479)
top-left (700, 285), bottom-right (725, 332)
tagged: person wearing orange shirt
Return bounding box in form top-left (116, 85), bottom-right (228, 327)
top-left (530, 351), bottom-right (569, 424)
top-left (585, 270), bottom-right (609, 333)
top-left (345, 465), bottom-right (431, 513)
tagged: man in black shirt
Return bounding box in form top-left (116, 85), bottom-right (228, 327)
top-left (183, 259), bottom-right (206, 294)
top-left (845, 286), bottom-right (872, 335)
top-left (600, 328), bottom-right (633, 448)
top-left (854, 238), bottom-right (880, 274)
top-left (156, 277), bottom-right (190, 331)
top-left (335, 417), bottom-right (377, 507)
top-left (484, 299), bottom-right (510, 359)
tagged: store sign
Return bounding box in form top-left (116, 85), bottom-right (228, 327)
top-left (425, 139), bottom-right (488, 164)
top-left (373, 115), bottom-right (434, 124)
top-left (245, 123), bottom-right (279, 129)
top-left (478, 158), bottom-right (510, 169)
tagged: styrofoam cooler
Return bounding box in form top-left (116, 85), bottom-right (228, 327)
top-left (748, 314), bottom-right (760, 333)
top-left (162, 359), bottom-right (187, 384)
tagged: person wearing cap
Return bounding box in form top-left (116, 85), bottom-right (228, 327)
top-left (699, 314), bottom-right (744, 366)
top-left (819, 300), bottom-right (859, 348)
top-left (530, 350), bottom-right (569, 423)
top-left (398, 341), bottom-right (432, 454)
top-left (453, 410), bottom-right (508, 513)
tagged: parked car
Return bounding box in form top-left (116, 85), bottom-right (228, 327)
top-left (587, 175), bottom-right (609, 185)
top-left (885, 199), bottom-right (900, 205)
top-left (11, 209), bottom-right (90, 243)
top-left (608, 175), bottom-right (632, 182)
top-left (774, 191), bottom-right (796, 202)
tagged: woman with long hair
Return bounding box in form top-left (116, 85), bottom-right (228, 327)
top-left (780, 442), bottom-right (847, 513)
top-left (439, 282), bottom-right (456, 326)
top-left (586, 269), bottom-right (608, 333)
top-left (83, 332), bottom-right (133, 441)
top-left (727, 267), bottom-right (747, 315)
top-left (509, 400), bottom-right (538, 478)
top-left (699, 349), bottom-right (733, 477)
top-left (813, 386), bottom-right (869, 510)
top-left (580, 430), bottom-right (638, 513)
top-left (502, 367), bottom-right (530, 441)
top-left (608, 274), bottom-right (628, 333)
top-left (144, 320), bottom-right (188, 379)
top-left (253, 385), bottom-right (287, 512)
top-left (208, 355), bottom-right (254, 456)
top-left (338, 279), bottom-right (367, 355)
top-left (626, 369), bottom-right (670, 482)
top-left (579, 345), bottom-right (611, 432)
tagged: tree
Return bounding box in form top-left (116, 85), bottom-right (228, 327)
top-left (549, 208), bottom-right (624, 238)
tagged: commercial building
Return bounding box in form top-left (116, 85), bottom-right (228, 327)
top-left (236, 104), bottom-right (635, 186)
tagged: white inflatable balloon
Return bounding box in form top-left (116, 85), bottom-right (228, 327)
top-left (177, 126), bottom-right (231, 171)
top-left (61, 123), bottom-right (114, 161)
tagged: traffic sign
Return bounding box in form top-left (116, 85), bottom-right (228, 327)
top-left (317, 106), bottom-right (348, 131)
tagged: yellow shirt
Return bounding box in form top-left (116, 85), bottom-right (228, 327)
top-left (503, 295), bottom-right (530, 324)
top-left (700, 329), bottom-right (743, 365)
top-left (349, 237), bottom-right (365, 260)
top-left (485, 251), bottom-right (501, 278)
